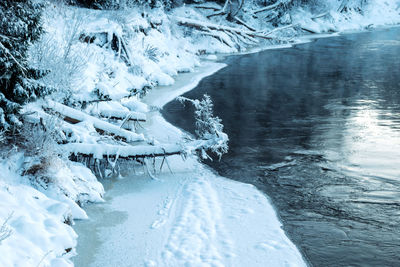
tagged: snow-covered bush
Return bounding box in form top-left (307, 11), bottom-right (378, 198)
top-left (178, 94), bottom-right (228, 159)
top-left (29, 7), bottom-right (90, 104)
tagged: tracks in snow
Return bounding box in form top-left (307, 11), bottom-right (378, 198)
top-left (159, 171), bottom-right (235, 266)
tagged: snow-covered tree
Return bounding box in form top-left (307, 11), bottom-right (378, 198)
top-left (0, 0), bottom-right (50, 130)
top-left (178, 95), bottom-right (228, 159)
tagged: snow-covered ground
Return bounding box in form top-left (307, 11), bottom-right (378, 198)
top-left (73, 164), bottom-right (306, 267)
top-left (72, 68), bottom-right (306, 266)
top-left (1, 1), bottom-right (400, 266)
top-left (0, 154), bottom-right (103, 266)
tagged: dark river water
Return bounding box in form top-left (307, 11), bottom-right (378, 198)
top-left (163, 27), bottom-right (400, 267)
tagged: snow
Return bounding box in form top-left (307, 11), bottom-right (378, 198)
top-left (0, 158), bottom-right (76, 267)
top-left (0, 151), bottom-right (104, 266)
top-left (73, 163), bottom-right (305, 267)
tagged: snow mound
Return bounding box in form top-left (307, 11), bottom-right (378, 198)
top-left (0, 164), bottom-right (76, 267)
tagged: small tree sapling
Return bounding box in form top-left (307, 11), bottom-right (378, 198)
top-left (178, 94), bottom-right (228, 160)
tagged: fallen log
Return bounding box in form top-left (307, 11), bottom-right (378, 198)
top-left (43, 100), bottom-right (145, 142)
top-left (64, 143), bottom-right (184, 159)
top-left (64, 136), bottom-right (227, 161)
top-left (23, 108), bottom-right (114, 144)
top-left (93, 109), bottom-right (146, 122)
top-left (174, 17), bottom-right (273, 40)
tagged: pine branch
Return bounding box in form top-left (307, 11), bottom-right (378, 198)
top-left (0, 40), bottom-right (27, 76)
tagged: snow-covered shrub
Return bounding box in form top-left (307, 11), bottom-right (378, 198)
top-left (178, 94), bottom-right (228, 159)
top-left (29, 7), bottom-right (89, 104)
top-left (20, 118), bottom-right (63, 159)
top-left (19, 120), bottom-right (104, 217)
top-left (144, 44), bottom-right (160, 62)
top-left (0, 0), bottom-right (52, 130)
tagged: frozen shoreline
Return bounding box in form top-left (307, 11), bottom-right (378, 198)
top-left (72, 60), bottom-right (306, 266)
top-left (144, 61), bottom-right (227, 109)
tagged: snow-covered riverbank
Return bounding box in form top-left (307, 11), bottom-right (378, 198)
top-left (1, 1), bottom-right (400, 266)
top-left (72, 62), bottom-right (306, 266)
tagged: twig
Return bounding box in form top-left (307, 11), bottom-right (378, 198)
top-left (311, 12), bottom-right (329, 20)
top-left (36, 250), bottom-right (53, 267)
top-left (0, 212), bottom-right (13, 243)
top-left (254, 0), bottom-right (284, 14)
top-left (259, 23), bottom-right (297, 36)
top-left (194, 5), bottom-right (221, 11)
top-left (233, 16), bottom-right (257, 31)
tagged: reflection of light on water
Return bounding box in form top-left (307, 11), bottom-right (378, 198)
top-left (362, 40), bottom-right (400, 50)
top-left (340, 99), bottom-right (400, 183)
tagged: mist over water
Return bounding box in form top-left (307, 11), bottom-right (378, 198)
top-left (163, 27), bottom-right (400, 266)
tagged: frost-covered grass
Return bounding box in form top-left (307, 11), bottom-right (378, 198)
top-left (1, 1), bottom-right (400, 266)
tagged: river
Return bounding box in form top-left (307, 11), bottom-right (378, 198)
top-left (163, 27), bottom-right (400, 267)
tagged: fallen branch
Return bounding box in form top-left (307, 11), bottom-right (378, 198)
top-left (194, 5), bottom-right (221, 11)
top-left (233, 16), bottom-right (257, 32)
top-left (175, 17), bottom-right (272, 40)
top-left (253, 0), bottom-right (290, 14)
top-left (259, 23), bottom-right (297, 36)
top-left (311, 12), bottom-right (330, 20)
top-left (201, 31), bottom-right (235, 48)
top-left (64, 143), bottom-right (184, 159)
top-left (301, 26), bottom-right (318, 34)
top-left (93, 109), bottom-right (146, 122)
top-left (43, 100), bottom-right (145, 142)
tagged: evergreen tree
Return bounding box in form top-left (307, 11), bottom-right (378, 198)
top-left (0, 0), bottom-right (50, 130)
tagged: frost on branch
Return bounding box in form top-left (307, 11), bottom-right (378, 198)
top-left (178, 94), bottom-right (228, 160)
